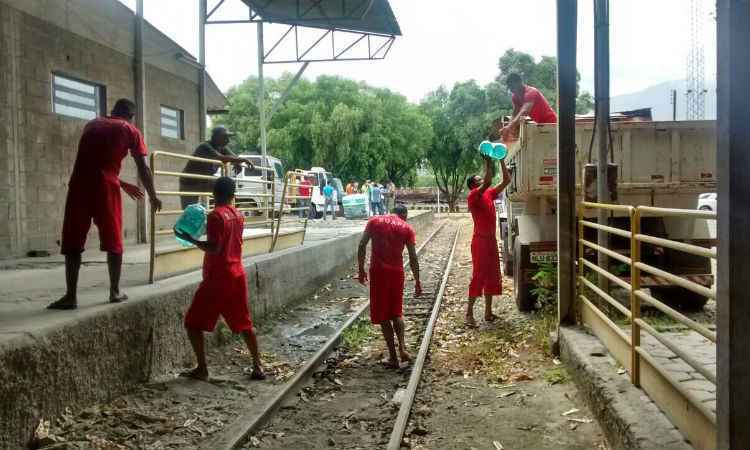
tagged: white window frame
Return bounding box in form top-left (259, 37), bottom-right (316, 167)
top-left (160, 105), bottom-right (184, 140)
top-left (52, 73), bottom-right (105, 120)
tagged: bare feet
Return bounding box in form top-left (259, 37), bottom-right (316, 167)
top-left (109, 291), bottom-right (128, 303)
top-left (399, 351), bottom-right (412, 364)
top-left (179, 367), bottom-right (209, 382)
top-left (464, 315), bottom-right (477, 328)
top-left (48, 295), bottom-right (77, 310)
top-left (485, 313), bottom-right (498, 322)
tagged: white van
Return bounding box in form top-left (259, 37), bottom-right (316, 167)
top-left (216, 154), bottom-right (285, 215)
top-left (303, 167), bottom-right (342, 218)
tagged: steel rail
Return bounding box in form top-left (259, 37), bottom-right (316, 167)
top-left (387, 227), bottom-right (460, 450)
top-left (207, 221), bottom-right (450, 450)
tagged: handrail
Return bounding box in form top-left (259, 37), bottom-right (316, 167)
top-left (577, 201), bottom-right (718, 442)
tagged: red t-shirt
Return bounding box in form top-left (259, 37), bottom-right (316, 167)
top-left (512, 86), bottom-right (558, 124)
top-left (203, 205), bottom-right (245, 279)
top-left (69, 117), bottom-right (148, 187)
top-left (299, 180), bottom-right (312, 197)
top-left (468, 187), bottom-right (499, 238)
top-left (365, 215), bottom-right (416, 272)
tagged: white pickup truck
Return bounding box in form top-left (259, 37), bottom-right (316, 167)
top-left (502, 119), bottom-right (717, 311)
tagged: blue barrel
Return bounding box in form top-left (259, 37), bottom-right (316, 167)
top-left (175, 203), bottom-right (207, 247)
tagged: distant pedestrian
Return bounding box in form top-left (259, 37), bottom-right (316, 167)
top-left (49, 99), bottom-right (162, 310)
top-left (298, 177), bottom-right (312, 219)
top-left (358, 205), bottom-right (421, 368)
top-left (323, 180), bottom-right (336, 221)
top-left (465, 155), bottom-right (511, 327)
top-left (180, 126), bottom-right (254, 209)
top-left (361, 180), bottom-right (372, 216)
top-left (370, 183), bottom-right (383, 215)
top-left (346, 181), bottom-right (356, 195)
top-left (175, 177), bottom-right (265, 382)
top-left (384, 181), bottom-right (396, 213)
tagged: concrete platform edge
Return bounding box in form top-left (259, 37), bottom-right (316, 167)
top-left (0, 211), bottom-right (434, 449)
top-left (559, 325), bottom-right (694, 450)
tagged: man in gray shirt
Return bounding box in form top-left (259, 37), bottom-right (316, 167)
top-left (180, 126), bottom-right (253, 209)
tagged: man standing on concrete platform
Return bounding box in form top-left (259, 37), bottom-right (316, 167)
top-left (465, 155), bottom-right (511, 327)
top-left (180, 126), bottom-right (254, 209)
top-left (299, 176), bottom-right (313, 219)
top-left (357, 205), bottom-right (422, 368)
top-left (370, 183), bottom-right (383, 215)
top-left (49, 99), bottom-right (162, 310)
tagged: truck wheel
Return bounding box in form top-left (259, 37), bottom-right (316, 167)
top-left (650, 286), bottom-right (709, 311)
top-left (513, 239), bottom-right (535, 312)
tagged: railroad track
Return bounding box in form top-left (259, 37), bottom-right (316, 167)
top-left (205, 221), bottom-right (460, 450)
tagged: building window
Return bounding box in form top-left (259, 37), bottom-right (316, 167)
top-left (52, 74), bottom-right (105, 120)
top-left (160, 106), bottom-right (184, 139)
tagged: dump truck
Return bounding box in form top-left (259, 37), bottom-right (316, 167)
top-left (501, 118), bottom-right (717, 311)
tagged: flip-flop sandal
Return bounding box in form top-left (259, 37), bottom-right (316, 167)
top-left (47, 300), bottom-right (77, 310)
top-left (109, 294), bottom-right (129, 304)
top-left (380, 359), bottom-right (400, 369)
top-left (485, 314), bottom-right (499, 322)
top-left (249, 370), bottom-right (267, 381)
top-left (179, 368), bottom-right (209, 382)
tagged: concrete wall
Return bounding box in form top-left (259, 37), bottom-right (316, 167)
top-left (0, 0), bottom-right (222, 258)
top-left (0, 212), bottom-right (434, 449)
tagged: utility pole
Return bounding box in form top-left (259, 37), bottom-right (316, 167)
top-left (135, 0), bottom-right (147, 243)
top-left (198, 0), bottom-right (207, 141)
top-left (594, 0), bottom-right (611, 290)
top-left (556, 0), bottom-right (578, 326)
top-left (671, 89), bottom-right (678, 121)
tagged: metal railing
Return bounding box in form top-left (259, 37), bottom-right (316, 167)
top-left (148, 150), bottom-right (276, 282)
top-left (271, 171), bottom-right (313, 251)
top-left (577, 201), bottom-right (717, 450)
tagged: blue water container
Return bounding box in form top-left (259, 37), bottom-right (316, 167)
top-left (478, 140), bottom-right (508, 160)
top-left (174, 203), bottom-right (207, 247)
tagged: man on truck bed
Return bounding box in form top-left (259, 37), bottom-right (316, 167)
top-left (502, 73), bottom-right (557, 141)
top-left (465, 155), bottom-right (511, 327)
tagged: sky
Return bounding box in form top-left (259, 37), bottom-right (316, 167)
top-left (117, 0), bottom-right (718, 103)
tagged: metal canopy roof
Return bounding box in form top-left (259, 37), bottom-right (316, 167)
top-left (240, 0), bottom-right (401, 36)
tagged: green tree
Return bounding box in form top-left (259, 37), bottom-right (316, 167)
top-left (421, 81), bottom-right (488, 211)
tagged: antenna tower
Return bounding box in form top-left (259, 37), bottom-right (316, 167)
top-left (686, 0), bottom-right (707, 120)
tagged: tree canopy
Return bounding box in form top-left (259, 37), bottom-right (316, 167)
top-left (220, 74), bottom-right (432, 186)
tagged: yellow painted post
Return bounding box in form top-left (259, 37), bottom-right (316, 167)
top-left (271, 172), bottom-right (290, 252)
top-left (577, 205), bottom-right (585, 322)
top-left (630, 207), bottom-right (642, 386)
top-left (269, 170), bottom-right (275, 235)
top-left (148, 153), bottom-right (157, 284)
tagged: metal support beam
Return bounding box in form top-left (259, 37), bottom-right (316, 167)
top-left (199, 0), bottom-right (208, 141)
top-left (266, 62), bottom-right (310, 126)
top-left (717, 1), bottom-right (750, 449)
top-left (258, 21), bottom-right (269, 193)
top-left (594, 0), bottom-right (611, 291)
top-left (135, 0), bottom-right (147, 243)
top-left (557, 0), bottom-right (578, 326)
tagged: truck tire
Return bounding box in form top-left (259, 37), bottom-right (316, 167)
top-left (513, 239), bottom-right (535, 312)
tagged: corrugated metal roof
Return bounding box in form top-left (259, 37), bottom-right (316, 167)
top-left (240, 0), bottom-right (401, 36)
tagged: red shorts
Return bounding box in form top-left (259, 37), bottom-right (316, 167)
top-left (469, 235), bottom-right (502, 298)
top-left (369, 268), bottom-right (405, 325)
top-left (184, 272), bottom-right (253, 333)
top-left (61, 182), bottom-right (123, 254)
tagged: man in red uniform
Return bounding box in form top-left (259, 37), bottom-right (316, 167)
top-left (49, 99), bottom-right (162, 310)
top-left (465, 156), bottom-right (511, 327)
top-left (298, 176), bottom-right (312, 219)
top-left (501, 73), bottom-right (558, 141)
top-left (175, 177), bottom-right (265, 381)
top-left (358, 204), bottom-right (421, 369)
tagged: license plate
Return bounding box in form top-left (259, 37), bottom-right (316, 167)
top-left (530, 251), bottom-right (558, 264)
